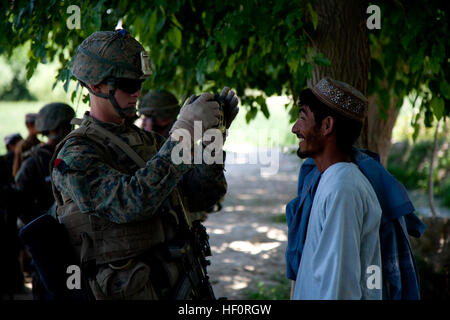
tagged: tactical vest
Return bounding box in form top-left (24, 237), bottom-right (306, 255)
top-left (50, 116), bottom-right (192, 266)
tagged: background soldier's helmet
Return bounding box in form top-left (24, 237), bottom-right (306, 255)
top-left (71, 30), bottom-right (151, 85)
top-left (35, 103), bottom-right (75, 134)
top-left (138, 91), bottom-right (180, 121)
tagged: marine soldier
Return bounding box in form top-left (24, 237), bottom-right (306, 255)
top-left (15, 103), bottom-right (75, 225)
top-left (138, 90), bottom-right (180, 137)
top-left (14, 103), bottom-right (75, 300)
top-left (12, 113), bottom-right (40, 178)
top-left (51, 29), bottom-right (239, 300)
top-left (0, 133), bottom-right (24, 299)
top-left (1, 134), bottom-right (23, 182)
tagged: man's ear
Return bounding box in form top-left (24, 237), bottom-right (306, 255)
top-left (89, 83), bottom-right (104, 94)
top-left (321, 116), bottom-right (335, 136)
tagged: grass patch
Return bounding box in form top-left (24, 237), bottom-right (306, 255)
top-left (244, 272), bottom-right (290, 300)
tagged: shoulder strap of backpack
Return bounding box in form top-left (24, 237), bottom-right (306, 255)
top-left (71, 118), bottom-right (147, 168)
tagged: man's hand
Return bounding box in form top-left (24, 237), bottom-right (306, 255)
top-left (219, 87), bottom-right (239, 129)
top-left (170, 93), bottom-right (220, 141)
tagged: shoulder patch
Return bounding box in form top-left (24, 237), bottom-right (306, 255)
top-left (54, 158), bottom-right (70, 174)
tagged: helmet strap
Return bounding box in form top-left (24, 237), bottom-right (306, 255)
top-left (106, 78), bottom-right (128, 119)
top-left (82, 79), bottom-right (137, 120)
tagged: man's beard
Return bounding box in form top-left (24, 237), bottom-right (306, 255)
top-left (295, 133), bottom-right (322, 159)
top-left (297, 146), bottom-right (318, 159)
top-left (296, 148), bottom-right (309, 159)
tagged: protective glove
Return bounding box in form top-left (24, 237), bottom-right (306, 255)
top-left (169, 93), bottom-right (220, 142)
top-left (219, 87), bottom-right (239, 129)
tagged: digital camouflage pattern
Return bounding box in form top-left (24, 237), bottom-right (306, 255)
top-left (139, 91), bottom-right (180, 121)
top-left (35, 103), bottom-right (75, 133)
top-left (72, 31), bottom-right (149, 85)
top-left (52, 112), bottom-right (227, 224)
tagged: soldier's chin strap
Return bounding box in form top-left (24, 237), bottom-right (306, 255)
top-left (83, 78), bottom-right (137, 120)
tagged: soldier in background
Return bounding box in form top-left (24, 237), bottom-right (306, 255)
top-left (138, 90), bottom-right (180, 137)
top-left (12, 113), bottom-right (40, 178)
top-left (14, 102), bottom-right (75, 300)
top-left (1, 134), bottom-right (23, 178)
top-left (138, 91), bottom-right (217, 222)
top-left (15, 103), bottom-right (75, 225)
top-left (0, 133), bottom-right (25, 299)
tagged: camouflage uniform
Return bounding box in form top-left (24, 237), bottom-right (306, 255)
top-left (52, 113), bottom-right (226, 223)
top-left (51, 30), bottom-right (227, 299)
top-left (52, 114), bottom-right (226, 300)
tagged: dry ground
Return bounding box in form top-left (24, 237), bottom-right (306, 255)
top-left (205, 148), bottom-right (301, 299)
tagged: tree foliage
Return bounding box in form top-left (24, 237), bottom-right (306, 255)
top-left (1, 0), bottom-right (449, 130)
top-left (369, 1), bottom-right (450, 139)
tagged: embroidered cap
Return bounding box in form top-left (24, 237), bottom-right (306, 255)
top-left (311, 77), bottom-right (368, 122)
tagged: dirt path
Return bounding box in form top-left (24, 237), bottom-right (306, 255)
top-left (204, 148), bottom-right (301, 299)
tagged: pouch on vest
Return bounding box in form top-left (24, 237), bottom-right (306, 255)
top-left (89, 260), bottom-right (159, 300)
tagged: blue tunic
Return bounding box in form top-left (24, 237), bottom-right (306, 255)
top-left (293, 162), bottom-right (382, 300)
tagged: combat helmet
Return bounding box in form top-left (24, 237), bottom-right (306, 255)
top-left (35, 102), bottom-right (75, 135)
top-left (71, 29), bottom-right (151, 118)
top-left (138, 90), bottom-right (180, 121)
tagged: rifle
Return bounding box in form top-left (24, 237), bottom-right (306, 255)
top-left (170, 220), bottom-right (216, 300)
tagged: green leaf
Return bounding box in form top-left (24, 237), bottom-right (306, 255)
top-left (170, 15), bottom-right (183, 30)
top-left (225, 53), bottom-right (237, 78)
top-left (288, 58), bottom-right (299, 73)
top-left (260, 102), bottom-right (270, 119)
top-left (430, 97), bottom-right (444, 120)
top-left (245, 106), bottom-right (258, 123)
top-left (440, 80), bottom-right (450, 100)
top-left (156, 15), bottom-right (166, 32)
top-left (410, 47), bottom-right (424, 74)
top-left (307, 3), bottom-right (318, 30)
top-left (196, 58), bottom-right (206, 85)
top-left (167, 27), bottom-right (182, 49)
top-left (313, 53), bottom-right (331, 67)
top-left (148, 11), bottom-right (158, 36)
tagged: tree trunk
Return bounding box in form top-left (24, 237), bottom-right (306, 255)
top-left (367, 93), bottom-right (401, 167)
top-left (308, 0), bottom-right (399, 165)
top-left (309, 0), bottom-right (370, 94)
top-left (428, 120), bottom-right (440, 218)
